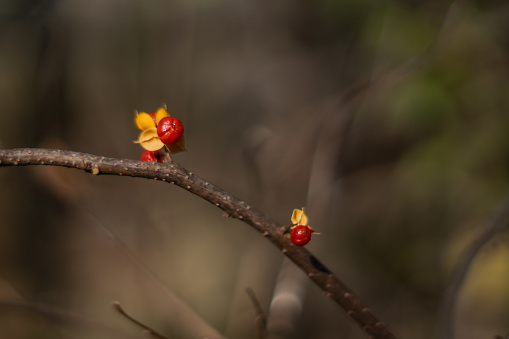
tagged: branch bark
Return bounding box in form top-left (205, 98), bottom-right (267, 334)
top-left (0, 148), bottom-right (396, 339)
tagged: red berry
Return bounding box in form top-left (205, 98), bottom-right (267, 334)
top-left (157, 117), bottom-right (184, 145)
top-left (140, 150), bottom-right (164, 163)
top-left (148, 112), bottom-right (157, 124)
top-left (290, 225), bottom-right (312, 246)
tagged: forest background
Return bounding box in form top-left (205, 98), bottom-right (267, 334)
top-left (1, 1), bottom-right (509, 338)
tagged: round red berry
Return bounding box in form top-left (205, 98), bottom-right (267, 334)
top-left (290, 225), bottom-right (312, 246)
top-left (148, 112), bottom-right (157, 124)
top-left (140, 150), bottom-right (164, 163)
top-left (157, 116), bottom-right (184, 145)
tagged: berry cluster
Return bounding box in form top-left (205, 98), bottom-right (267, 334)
top-left (289, 208), bottom-right (319, 246)
top-left (134, 106), bottom-right (185, 162)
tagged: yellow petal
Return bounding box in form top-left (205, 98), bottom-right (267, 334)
top-left (135, 128), bottom-right (164, 151)
top-left (135, 112), bottom-right (156, 131)
top-left (291, 208), bottom-right (308, 225)
top-left (155, 107), bottom-right (170, 124)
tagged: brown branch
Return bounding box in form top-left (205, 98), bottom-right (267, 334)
top-left (440, 194), bottom-right (509, 339)
top-left (113, 302), bottom-right (168, 339)
top-left (0, 298), bottom-right (144, 339)
top-left (0, 148), bottom-right (397, 339)
top-left (245, 288), bottom-right (267, 339)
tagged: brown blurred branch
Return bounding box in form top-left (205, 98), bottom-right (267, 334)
top-left (113, 302), bottom-right (168, 339)
top-left (0, 148), bottom-right (397, 339)
top-left (440, 195), bottom-right (509, 339)
top-left (245, 288), bottom-right (267, 339)
top-left (0, 298), bottom-right (144, 339)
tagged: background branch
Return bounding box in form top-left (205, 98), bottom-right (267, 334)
top-left (440, 194), bottom-right (509, 339)
top-left (0, 298), bottom-right (145, 339)
top-left (113, 302), bottom-right (168, 339)
top-left (245, 288), bottom-right (267, 339)
top-left (0, 147), bottom-right (396, 339)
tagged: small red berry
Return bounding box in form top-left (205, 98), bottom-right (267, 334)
top-left (148, 112), bottom-right (157, 124)
top-left (290, 225), bottom-right (312, 246)
top-left (157, 116), bottom-right (184, 145)
top-left (140, 150), bottom-right (164, 163)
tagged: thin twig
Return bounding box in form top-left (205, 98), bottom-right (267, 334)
top-left (0, 148), bottom-right (397, 339)
top-left (245, 288), bottom-right (267, 339)
top-left (113, 302), bottom-right (168, 339)
top-left (0, 298), bottom-right (143, 339)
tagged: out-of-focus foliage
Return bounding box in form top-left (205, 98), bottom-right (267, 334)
top-left (1, 0), bottom-right (509, 338)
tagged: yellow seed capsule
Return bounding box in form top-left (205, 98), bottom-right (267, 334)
top-left (135, 112), bottom-right (156, 131)
top-left (135, 128), bottom-right (164, 151)
top-left (291, 208), bottom-right (308, 226)
top-left (290, 208), bottom-right (319, 234)
top-left (155, 107), bottom-right (170, 124)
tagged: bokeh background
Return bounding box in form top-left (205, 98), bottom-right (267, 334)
top-left (1, 0), bottom-right (509, 338)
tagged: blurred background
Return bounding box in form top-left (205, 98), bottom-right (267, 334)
top-left (1, 0), bottom-right (509, 338)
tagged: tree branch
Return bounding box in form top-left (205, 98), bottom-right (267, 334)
top-left (245, 288), bottom-right (267, 339)
top-left (440, 194), bottom-right (509, 339)
top-left (113, 302), bottom-right (168, 339)
top-left (0, 298), bottom-right (145, 339)
top-left (0, 148), bottom-right (396, 339)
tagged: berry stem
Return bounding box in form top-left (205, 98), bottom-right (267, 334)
top-left (162, 147), bottom-right (173, 163)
